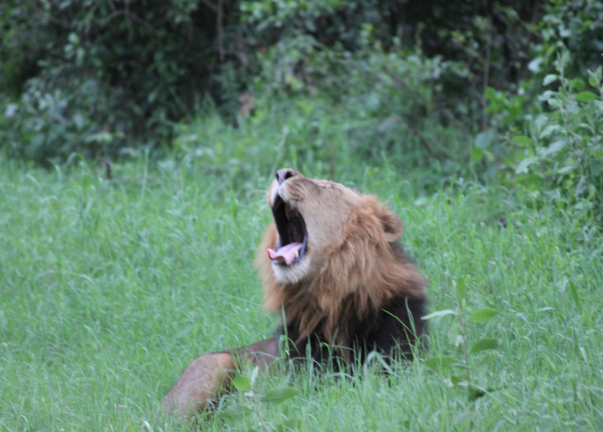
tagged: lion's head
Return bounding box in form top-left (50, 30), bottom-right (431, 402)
top-left (257, 169), bottom-right (426, 345)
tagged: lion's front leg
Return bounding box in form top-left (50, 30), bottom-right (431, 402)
top-left (162, 352), bottom-right (236, 416)
top-left (162, 337), bottom-right (279, 417)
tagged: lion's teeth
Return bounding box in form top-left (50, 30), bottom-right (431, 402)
top-left (295, 251), bottom-right (299, 258)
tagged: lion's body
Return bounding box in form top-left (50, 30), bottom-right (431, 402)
top-left (163, 169), bottom-right (428, 416)
top-left (281, 293), bottom-right (426, 367)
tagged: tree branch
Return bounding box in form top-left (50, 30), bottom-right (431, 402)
top-left (217, 0), bottom-right (224, 63)
top-left (199, 0), bottom-right (224, 63)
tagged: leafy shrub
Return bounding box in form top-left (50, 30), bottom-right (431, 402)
top-left (1, 0), bottom-right (601, 177)
top-left (533, 0), bottom-right (603, 77)
top-left (0, 0), bottom-right (241, 163)
top-left (2, 75), bottom-right (129, 164)
top-left (1, 0), bottom-right (547, 165)
top-left (241, 0), bottom-right (553, 185)
top-left (511, 63), bottom-right (603, 221)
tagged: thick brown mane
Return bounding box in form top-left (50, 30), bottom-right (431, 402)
top-left (258, 195), bottom-right (427, 349)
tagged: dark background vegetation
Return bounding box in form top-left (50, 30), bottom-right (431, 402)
top-left (1, 0), bottom-right (602, 220)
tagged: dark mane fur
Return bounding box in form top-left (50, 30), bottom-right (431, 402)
top-left (277, 242), bottom-right (426, 365)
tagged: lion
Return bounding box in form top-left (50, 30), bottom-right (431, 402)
top-left (162, 168), bottom-right (428, 417)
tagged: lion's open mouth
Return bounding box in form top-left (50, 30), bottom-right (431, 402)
top-left (268, 195), bottom-right (307, 266)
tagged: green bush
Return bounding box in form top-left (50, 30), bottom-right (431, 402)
top-left (534, 0), bottom-right (603, 77)
top-left (511, 64), bottom-right (603, 221)
top-left (1, 0), bottom-right (601, 184)
top-left (0, 0), bottom-right (543, 165)
top-left (241, 0), bottom-right (550, 184)
top-left (0, 0), bottom-right (241, 164)
top-left (2, 75), bottom-right (128, 164)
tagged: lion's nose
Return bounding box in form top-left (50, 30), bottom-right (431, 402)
top-left (276, 168), bottom-right (297, 185)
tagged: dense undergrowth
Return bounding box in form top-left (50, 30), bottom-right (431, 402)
top-left (0, 154), bottom-right (601, 431)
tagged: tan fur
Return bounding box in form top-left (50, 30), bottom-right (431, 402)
top-left (162, 353), bottom-right (235, 416)
top-left (258, 170), bottom-right (427, 350)
top-left (162, 338), bottom-right (280, 417)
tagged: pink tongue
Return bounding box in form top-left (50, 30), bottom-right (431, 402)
top-left (268, 242), bottom-right (303, 265)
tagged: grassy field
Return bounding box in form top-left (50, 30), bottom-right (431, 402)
top-left (1, 155), bottom-right (602, 431)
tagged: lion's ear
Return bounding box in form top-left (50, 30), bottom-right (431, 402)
top-left (377, 207), bottom-right (404, 242)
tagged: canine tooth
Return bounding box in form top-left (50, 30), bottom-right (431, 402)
top-left (295, 251), bottom-right (299, 258)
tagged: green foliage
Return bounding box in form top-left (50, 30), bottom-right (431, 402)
top-left (238, 0), bottom-right (603, 223)
top-left (172, 97), bottom-right (354, 183)
top-left (172, 92), bottom-right (464, 194)
top-left (422, 277), bottom-right (501, 401)
top-left (473, 0), bottom-right (603, 224)
top-left (484, 60), bottom-right (603, 222)
top-left (248, 0), bottom-right (541, 135)
top-left (0, 0), bottom-right (240, 163)
top-left (1, 75), bottom-right (129, 163)
top-left (242, 0), bottom-right (343, 29)
top-left (534, 0), bottom-right (603, 77)
top-left (0, 0), bottom-right (601, 232)
top-left (0, 0), bottom-right (545, 166)
top-left (217, 366), bottom-right (301, 430)
top-left (469, 308), bottom-right (499, 322)
top-left (512, 63), bottom-right (602, 220)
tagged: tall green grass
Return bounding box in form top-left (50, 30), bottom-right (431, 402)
top-left (0, 155), bottom-right (601, 431)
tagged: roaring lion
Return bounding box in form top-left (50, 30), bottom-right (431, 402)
top-left (163, 168), bottom-right (428, 416)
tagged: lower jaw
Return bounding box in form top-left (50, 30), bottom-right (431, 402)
top-left (272, 257), bottom-right (311, 284)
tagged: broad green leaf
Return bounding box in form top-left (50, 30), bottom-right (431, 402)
top-left (574, 91), bottom-right (597, 103)
top-left (470, 338), bottom-right (501, 353)
top-left (215, 405), bottom-right (253, 420)
top-left (421, 309), bottom-right (457, 320)
top-left (423, 356), bottom-right (457, 369)
top-left (471, 147), bottom-right (484, 162)
top-left (510, 135), bottom-right (532, 147)
top-left (455, 277), bottom-right (466, 304)
top-left (515, 157), bottom-right (538, 175)
top-left (469, 308), bottom-right (499, 322)
top-left (424, 356), bottom-right (467, 370)
top-left (569, 78), bottom-right (585, 90)
top-left (588, 76), bottom-right (598, 87)
top-left (474, 130), bottom-right (495, 149)
top-left (539, 124), bottom-right (562, 139)
top-left (538, 90), bottom-right (556, 102)
top-left (449, 375), bottom-right (467, 386)
top-left (262, 387), bottom-right (300, 404)
top-left (558, 165), bottom-right (576, 175)
top-left (542, 74), bottom-right (557, 86)
top-left (540, 140), bottom-right (566, 157)
top-left (250, 365), bottom-right (259, 387)
top-left (85, 131), bottom-right (113, 143)
top-left (233, 376), bottom-right (251, 392)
